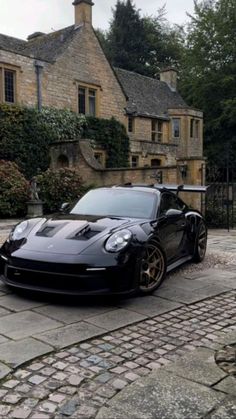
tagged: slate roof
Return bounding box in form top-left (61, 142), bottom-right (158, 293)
top-left (0, 25), bottom-right (80, 62)
top-left (115, 68), bottom-right (188, 118)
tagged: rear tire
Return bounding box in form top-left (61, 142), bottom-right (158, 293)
top-left (193, 221), bottom-right (207, 263)
top-left (137, 241), bottom-right (167, 295)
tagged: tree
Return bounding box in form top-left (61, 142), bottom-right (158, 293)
top-left (106, 0), bottom-right (149, 75)
top-left (143, 16), bottom-right (185, 77)
top-left (179, 0), bottom-right (236, 167)
top-left (97, 1), bottom-right (184, 77)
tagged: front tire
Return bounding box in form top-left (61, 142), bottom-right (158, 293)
top-left (193, 221), bottom-right (207, 263)
top-left (137, 241), bottom-right (166, 295)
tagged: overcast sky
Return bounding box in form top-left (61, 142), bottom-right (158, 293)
top-left (0, 0), bottom-right (194, 40)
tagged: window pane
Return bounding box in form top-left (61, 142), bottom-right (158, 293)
top-left (151, 159), bottom-right (161, 167)
top-left (190, 119), bottom-right (194, 137)
top-left (128, 117), bottom-right (134, 133)
top-left (172, 118), bottom-right (180, 138)
top-left (4, 70), bottom-right (15, 103)
top-left (195, 120), bottom-right (199, 138)
top-left (152, 132), bottom-right (156, 142)
top-left (151, 120), bottom-right (156, 131)
top-left (158, 121), bottom-right (163, 132)
top-left (131, 156), bottom-right (139, 167)
top-left (158, 132), bottom-right (162, 142)
top-left (78, 87), bottom-right (86, 114)
top-left (89, 89), bottom-right (96, 116)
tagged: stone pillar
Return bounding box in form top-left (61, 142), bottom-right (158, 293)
top-left (27, 201), bottom-right (44, 217)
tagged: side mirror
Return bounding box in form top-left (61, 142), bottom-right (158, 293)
top-left (59, 202), bottom-right (70, 213)
top-left (166, 208), bottom-right (182, 217)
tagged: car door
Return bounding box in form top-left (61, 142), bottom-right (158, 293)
top-left (157, 193), bottom-right (187, 262)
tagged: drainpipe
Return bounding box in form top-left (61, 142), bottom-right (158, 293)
top-left (34, 60), bottom-right (44, 111)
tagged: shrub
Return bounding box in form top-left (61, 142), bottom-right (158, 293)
top-left (0, 160), bottom-right (29, 217)
top-left (36, 168), bottom-right (87, 213)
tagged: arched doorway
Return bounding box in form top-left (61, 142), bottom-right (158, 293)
top-left (57, 155), bottom-right (69, 168)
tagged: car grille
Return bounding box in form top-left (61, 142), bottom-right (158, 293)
top-left (6, 264), bottom-right (110, 293)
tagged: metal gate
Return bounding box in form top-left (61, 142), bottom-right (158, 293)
top-left (205, 166), bottom-right (236, 229)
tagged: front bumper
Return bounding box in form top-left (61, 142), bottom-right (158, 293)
top-left (0, 251), bottom-right (137, 296)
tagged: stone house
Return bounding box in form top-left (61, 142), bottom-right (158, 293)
top-left (0, 0), bottom-right (205, 199)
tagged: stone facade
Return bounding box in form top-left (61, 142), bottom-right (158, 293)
top-left (0, 0), bottom-right (205, 195)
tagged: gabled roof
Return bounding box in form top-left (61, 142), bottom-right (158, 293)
top-left (115, 68), bottom-right (188, 119)
top-left (0, 25), bottom-right (81, 63)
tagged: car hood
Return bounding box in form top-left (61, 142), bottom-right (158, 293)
top-left (17, 214), bottom-right (138, 255)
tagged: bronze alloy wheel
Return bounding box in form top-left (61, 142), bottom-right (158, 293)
top-left (139, 242), bottom-right (166, 294)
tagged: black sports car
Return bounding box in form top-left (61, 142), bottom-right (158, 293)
top-left (0, 184), bottom-right (207, 296)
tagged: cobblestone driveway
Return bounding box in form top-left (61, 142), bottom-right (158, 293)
top-left (0, 290), bottom-right (235, 418)
top-left (0, 226), bottom-right (236, 418)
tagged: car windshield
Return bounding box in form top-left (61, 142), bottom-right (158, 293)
top-left (70, 189), bottom-right (157, 219)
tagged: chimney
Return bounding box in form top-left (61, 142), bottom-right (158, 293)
top-left (72, 0), bottom-right (94, 26)
top-left (160, 67), bottom-right (178, 92)
top-left (27, 32), bottom-right (45, 41)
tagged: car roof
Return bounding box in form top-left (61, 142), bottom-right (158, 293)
top-left (112, 185), bottom-right (161, 195)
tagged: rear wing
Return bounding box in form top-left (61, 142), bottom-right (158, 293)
top-left (155, 184), bottom-right (208, 194)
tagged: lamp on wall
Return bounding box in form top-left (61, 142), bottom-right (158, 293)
top-left (179, 163), bottom-right (188, 179)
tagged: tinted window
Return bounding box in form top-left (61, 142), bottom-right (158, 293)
top-left (159, 193), bottom-right (185, 215)
top-left (71, 189), bottom-right (158, 219)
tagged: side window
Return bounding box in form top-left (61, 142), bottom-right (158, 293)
top-left (175, 197), bottom-right (187, 211)
top-left (159, 193), bottom-right (185, 215)
top-left (160, 194), bottom-right (174, 215)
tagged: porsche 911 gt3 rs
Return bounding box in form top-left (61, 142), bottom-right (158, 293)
top-left (0, 184), bottom-right (207, 295)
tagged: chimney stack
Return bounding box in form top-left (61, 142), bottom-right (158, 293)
top-left (72, 0), bottom-right (94, 26)
top-left (160, 68), bottom-right (177, 92)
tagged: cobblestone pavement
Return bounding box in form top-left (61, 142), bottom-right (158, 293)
top-left (0, 290), bottom-right (235, 418)
top-left (0, 225), bottom-right (236, 417)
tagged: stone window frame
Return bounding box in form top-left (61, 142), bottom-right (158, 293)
top-left (172, 118), bottom-right (181, 139)
top-left (0, 63), bottom-right (19, 104)
top-left (131, 155), bottom-right (139, 168)
top-left (75, 80), bottom-right (100, 117)
top-left (151, 119), bottom-right (163, 142)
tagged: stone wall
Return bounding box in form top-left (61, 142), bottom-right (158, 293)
top-left (0, 49), bottom-right (38, 107)
top-left (50, 140), bottom-right (205, 210)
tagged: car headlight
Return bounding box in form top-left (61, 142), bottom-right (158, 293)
top-left (10, 221), bottom-right (29, 241)
top-left (105, 229), bottom-right (132, 253)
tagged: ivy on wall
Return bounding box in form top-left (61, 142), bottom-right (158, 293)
top-left (82, 116), bottom-right (130, 168)
top-left (0, 105), bottom-right (130, 179)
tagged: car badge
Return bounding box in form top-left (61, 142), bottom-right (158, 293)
top-left (47, 244), bottom-right (54, 249)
